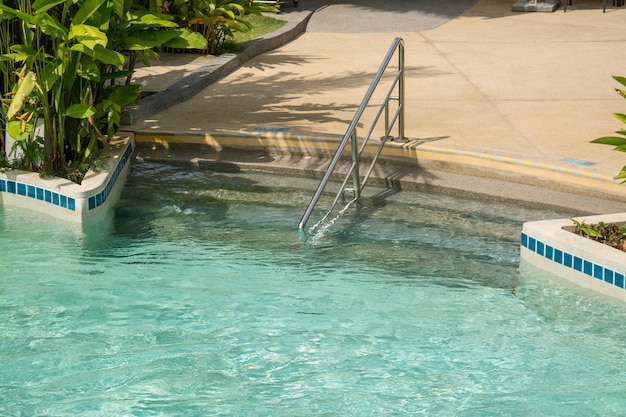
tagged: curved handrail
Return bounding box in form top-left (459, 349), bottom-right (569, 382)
top-left (298, 37), bottom-right (405, 230)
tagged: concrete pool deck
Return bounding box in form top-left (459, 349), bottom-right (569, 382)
top-left (123, 0), bottom-right (626, 214)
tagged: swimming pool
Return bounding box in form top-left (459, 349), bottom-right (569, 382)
top-left (2, 162), bottom-right (626, 416)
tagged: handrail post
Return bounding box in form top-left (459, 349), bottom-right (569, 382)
top-left (298, 37), bottom-right (404, 231)
top-left (350, 130), bottom-right (361, 204)
top-left (398, 41), bottom-right (405, 142)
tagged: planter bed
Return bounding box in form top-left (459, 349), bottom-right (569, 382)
top-left (521, 212), bottom-right (626, 302)
top-left (0, 132), bottom-right (133, 224)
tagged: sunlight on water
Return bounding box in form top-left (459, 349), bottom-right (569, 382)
top-left (2, 162), bottom-right (626, 416)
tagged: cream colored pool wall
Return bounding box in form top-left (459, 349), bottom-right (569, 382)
top-left (521, 214), bottom-right (626, 302)
top-left (0, 134), bottom-right (133, 223)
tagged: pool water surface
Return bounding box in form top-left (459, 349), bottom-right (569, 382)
top-left (1, 162), bottom-right (626, 416)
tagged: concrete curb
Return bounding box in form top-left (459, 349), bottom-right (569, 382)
top-left (121, 11), bottom-right (313, 126)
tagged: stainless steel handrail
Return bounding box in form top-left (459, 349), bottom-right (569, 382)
top-left (298, 37), bottom-right (405, 230)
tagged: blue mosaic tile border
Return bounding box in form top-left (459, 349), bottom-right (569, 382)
top-left (521, 232), bottom-right (626, 290)
top-left (87, 141), bottom-right (133, 211)
top-left (0, 178), bottom-right (76, 211)
top-left (0, 140), bottom-right (132, 213)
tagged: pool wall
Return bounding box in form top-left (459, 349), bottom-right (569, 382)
top-left (521, 213), bottom-right (626, 302)
top-left (0, 133), bottom-right (133, 223)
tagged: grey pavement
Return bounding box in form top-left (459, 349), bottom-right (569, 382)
top-left (124, 0), bottom-right (626, 211)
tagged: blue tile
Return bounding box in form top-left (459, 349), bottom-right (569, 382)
top-left (554, 249), bottom-right (563, 264)
top-left (521, 233), bottom-right (528, 248)
top-left (605, 269), bottom-right (614, 285)
top-left (17, 183), bottom-right (26, 196)
top-left (545, 245), bottom-right (553, 260)
top-left (45, 190), bottom-right (52, 203)
top-left (564, 252), bottom-right (573, 268)
top-left (584, 260), bottom-right (593, 276)
top-left (615, 273), bottom-right (625, 289)
top-left (529, 237), bottom-right (536, 252)
top-left (52, 193), bottom-right (59, 205)
top-left (60, 195), bottom-right (67, 208)
top-left (573, 257), bottom-right (583, 272)
top-left (593, 264), bottom-right (603, 280)
top-left (7, 181), bottom-right (16, 194)
top-left (537, 241), bottom-right (544, 256)
top-left (68, 198), bottom-right (75, 211)
top-left (0, 179), bottom-right (5, 192)
top-left (36, 187), bottom-right (44, 200)
top-left (27, 185), bottom-right (35, 198)
top-left (88, 196), bottom-right (96, 210)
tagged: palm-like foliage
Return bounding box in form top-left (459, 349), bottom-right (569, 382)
top-left (592, 76), bottom-right (626, 183)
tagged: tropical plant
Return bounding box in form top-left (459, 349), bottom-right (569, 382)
top-left (570, 218), bottom-right (626, 252)
top-left (591, 75), bottom-right (626, 183)
top-left (144, 0), bottom-right (277, 55)
top-left (0, 0), bottom-right (207, 182)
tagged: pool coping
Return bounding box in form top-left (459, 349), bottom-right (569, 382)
top-left (521, 213), bottom-right (626, 302)
top-left (0, 133), bottom-right (134, 223)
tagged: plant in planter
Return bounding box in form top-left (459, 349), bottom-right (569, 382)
top-left (139, 0), bottom-right (277, 55)
top-left (0, 0), bottom-right (207, 183)
top-left (570, 218), bottom-right (626, 252)
top-left (591, 75), bottom-right (626, 183)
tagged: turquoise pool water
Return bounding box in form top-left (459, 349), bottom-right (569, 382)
top-left (2, 162), bottom-right (626, 416)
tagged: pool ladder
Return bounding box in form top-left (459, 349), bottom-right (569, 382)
top-left (298, 37), bottom-right (405, 231)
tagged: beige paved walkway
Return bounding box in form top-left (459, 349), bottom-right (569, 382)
top-left (128, 0), bottom-right (626, 202)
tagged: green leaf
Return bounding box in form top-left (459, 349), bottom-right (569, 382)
top-left (103, 84), bottom-right (142, 107)
top-left (72, 0), bottom-right (107, 25)
top-left (33, 12), bottom-right (68, 39)
top-left (162, 29), bottom-right (208, 49)
top-left (614, 113), bottom-right (626, 124)
top-left (93, 44), bottom-right (126, 66)
top-left (120, 30), bottom-right (180, 49)
top-left (65, 103), bottom-right (96, 119)
top-left (614, 144), bottom-right (626, 153)
top-left (69, 24), bottom-right (108, 49)
top-left (112, 0), bottom-right (127, 18)
top-left (591, 136), bottom-right (626, 146)
top-left (6, 120), bottom-right (33, 141)
top-left (77, 57), bottom-right (101, 81)
top-left (8, 45), bottom-right (39, 62)
top-left (613, 76), bottom-right (626, 89)
top-left (7, 71), bottom-right (37, 120)
top-left (32, 0), bottom-right (66, 14)
top-left (131, 12), bottom-right (178, 27)
top-left (615, 167), bottom-right (626, 181)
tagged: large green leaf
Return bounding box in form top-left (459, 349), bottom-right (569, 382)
top-left (6, 119), bottom-right (33, 141)
top-left (104, 84), bottom-right (142, 107)
top-left (33, 12), bottom-right (68, 39)
top-left (0, 4), bottom-right (32, 22)
top-left (69, 24), bottom-right (108, 49)
top-left (65, 103), bottom-right (96, 119)
top-left (614, 113), bottom-right (626, 124)
top-left (131, 12), bottom-right (178, 27)
top-left (119, 30), bottom-right (181, 49)
top-left (162, 29), bottom-right (208, 49)
top-left (7, 45), bottom-right (39, 62)
top-left (93, 44), bottom-right (126, 66)
top-left (7, 71), bottom-right (36, 120)
top-left (591, 136), bottom-right (626, 146)
top-left (77, 56), bottom-right (101, 81)
top-left (31, 0), bottom-right (66, 14)
top-left (72, 0), bottom-right (107, 25)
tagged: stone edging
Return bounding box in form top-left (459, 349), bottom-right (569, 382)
top-left (120, 11), bottom-right (313, 126)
